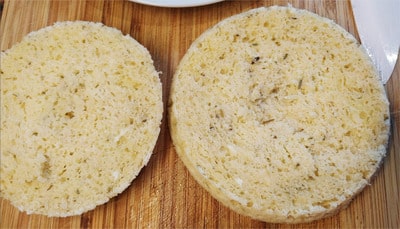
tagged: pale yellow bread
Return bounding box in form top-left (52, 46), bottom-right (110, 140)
top-left (0, 21), bottom-right (163, 216)
top-left (169, 6), bottom-right (390, 223)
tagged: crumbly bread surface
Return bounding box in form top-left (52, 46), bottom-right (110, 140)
top-left (0, 21), bottom-right (163, 216)
top-left (169, 6), bottom-right (390, 223)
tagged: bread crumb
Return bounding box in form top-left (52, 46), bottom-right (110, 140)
top-left (169, 6), bottom-right (389, 224)
top-left (0, 21), bottom-right (162, 217)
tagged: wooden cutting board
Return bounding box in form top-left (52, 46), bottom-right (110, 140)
top-left (1, 0), bottom-right (399, 228)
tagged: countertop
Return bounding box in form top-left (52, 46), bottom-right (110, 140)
top-left (0, 0), bottom-right (399, 228)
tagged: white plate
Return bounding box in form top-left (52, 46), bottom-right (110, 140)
top-left (351, 0), bottom-right (400, 84)
top-left (128, 0), bottom-right (223, 8)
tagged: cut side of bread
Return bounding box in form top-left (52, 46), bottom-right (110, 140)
top-left (169, 6), bottom-right (390, 223)
top-left (0, 21), bottom-right (163, 217)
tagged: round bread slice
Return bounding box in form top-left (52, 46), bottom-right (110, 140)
top-left (169, 6), bottom-right (390, 223)
top-left (0, 21), bottom-right (163, 216)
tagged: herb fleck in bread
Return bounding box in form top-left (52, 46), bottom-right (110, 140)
top-left (0, 21), bottom-right (163, 216)
top-left (169, 6), bottom-right (390, 223)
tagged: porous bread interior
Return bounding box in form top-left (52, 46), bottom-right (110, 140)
top-left (0, 21), bottom-right (163, 216)
top-left (169, 6), bottom-right (390, 223)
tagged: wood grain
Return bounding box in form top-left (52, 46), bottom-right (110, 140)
top-left (1, 0), bottom-right (399, 228)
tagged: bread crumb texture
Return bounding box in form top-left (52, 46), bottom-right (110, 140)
top-left (0, 21), bottom-right (162, 216)
top-left (169, 6), bottom-right (390, 223)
